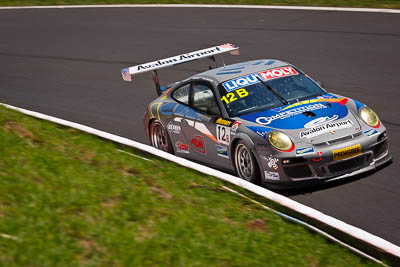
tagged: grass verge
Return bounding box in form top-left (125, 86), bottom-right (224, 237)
top-left (0, 0), bottom-right (400, 9)
top-left (0, 105), bottom-right (380, 266)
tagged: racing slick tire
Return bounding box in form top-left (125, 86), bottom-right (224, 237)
top-left (233, 140), bottom-right (260, 184)
top-left (150, 120), bottom-right (173, 154)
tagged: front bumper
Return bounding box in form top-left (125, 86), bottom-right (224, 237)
top-left (257, 131), bottom-right (392, 188)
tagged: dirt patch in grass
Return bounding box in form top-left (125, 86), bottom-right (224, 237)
top-left (78, 238), bottom-right (105, 263)
top-left (28, 175), bottom-right (43, 184)
top-left (223, 217), bottom-right (240, 227)
top-left (189, 182), bottom-right (224, 192)
top-left (141, 173), bottom-right (173, 199)
top-left (77, 149), bottom-right (96, 163)
top-left (4, 121), bottom-right (42, 143)
top-left (134, 224), bottom-right (156, 242)
top-left (120, 166), bottom-right (142, 176)
top-left (100, 196), bottom-right (121, 209)
top-left (305, 257), bottom-right (320, 267)
top-left (149, 186), bottom-right (173, 199)
top-left (245, 219), bottom-right (269, 232)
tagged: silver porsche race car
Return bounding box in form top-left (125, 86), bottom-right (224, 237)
top-left (121, 44), bottom-right (392, 188)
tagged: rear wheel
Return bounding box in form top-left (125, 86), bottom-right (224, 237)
top-left (234, 141), bottom-right (260, 184)
top-left (150, 120), bottom-right (173, 153)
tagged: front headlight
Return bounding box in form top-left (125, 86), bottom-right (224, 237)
top-left (360, 107), bottom-right (380, 128)
top-left (267, 131), bottom-right (294, 152)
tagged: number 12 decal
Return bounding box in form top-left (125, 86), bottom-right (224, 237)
top-left (216, 125), bottom-right (230, 145)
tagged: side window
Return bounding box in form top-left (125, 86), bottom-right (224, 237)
top-left (192, 83), bottom-right (220, 116)
top-left (172, 84), bottom-right (190, 105)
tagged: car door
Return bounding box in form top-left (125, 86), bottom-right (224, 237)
top-left (178, 81), bottom-right (232, 167)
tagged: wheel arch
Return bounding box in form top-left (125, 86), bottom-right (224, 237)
top-left (230, 133), bottom-right (262, 184)
top-left (148, 118), bottom-right (174, 154)
top-left (230, 133), bottom-right (255, 159)
top-left (147, 118), bottom-right (157, 143)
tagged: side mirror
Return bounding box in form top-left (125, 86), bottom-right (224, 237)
top-left (316, 81), bottom-right (324, 88)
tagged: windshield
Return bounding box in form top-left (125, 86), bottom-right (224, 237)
top-left (218, 66), bottom-right (326, 117)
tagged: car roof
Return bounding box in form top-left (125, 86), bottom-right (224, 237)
top-left (192, 59), bottom-right (292, 84)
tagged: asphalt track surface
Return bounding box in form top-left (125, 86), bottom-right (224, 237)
top-left (1, 6), bottom-right (400, 247)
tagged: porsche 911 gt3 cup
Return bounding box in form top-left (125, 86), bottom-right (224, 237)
top-left (121, 44), bottom-right (392, 188)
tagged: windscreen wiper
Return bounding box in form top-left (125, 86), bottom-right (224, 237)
top-left (256, 77), bottom-right (289, 105)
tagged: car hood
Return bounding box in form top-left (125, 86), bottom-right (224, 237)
top-left (239, 94), bottom-right (362, 145)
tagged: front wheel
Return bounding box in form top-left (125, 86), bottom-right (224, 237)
top-left (150, 120), bottom-right (173, 153)
top-left (234, 141), bottom-right (260, 184)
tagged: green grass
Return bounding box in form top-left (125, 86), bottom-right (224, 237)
top-left (0, 0), bottom-right (400, 9)
top-left (0, 105), bottom-right (380, 266)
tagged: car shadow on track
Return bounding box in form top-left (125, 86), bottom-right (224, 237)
top-left (271, 160), bottom-right (393, 197)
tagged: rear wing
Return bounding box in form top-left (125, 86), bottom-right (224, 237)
top-left (121, 43), bottom-right (240, 95)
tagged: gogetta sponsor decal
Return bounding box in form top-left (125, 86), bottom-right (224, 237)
top-left (295, 147), bottom-right (314, 156)
top-left (167, 122), bottom-right (181, 134)
top-left (190, 135), bottom-right (206, 153)
top-left (216, 145), bottom-right (229, 158)
top-left (332, 144), bottom-right (361, 161)
top-left (264, 171), bottom-right (279, 181)
top-left (175, 141), bottom-right (189, 153)
top-left (215, 117), bottom-right (233, 126)
top-left (364, 129), bottom-right (378, 137)
top-left (264, 154), bottom-right (279, 170)
top-left (300, 119), bottom-right (353, 139)
top-left (256, 103), bottom-right (326, 125)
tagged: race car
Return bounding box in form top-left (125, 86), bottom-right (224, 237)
top-left (121, 44), bottom-right (392, 188)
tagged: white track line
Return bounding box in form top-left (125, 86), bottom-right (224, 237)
top-left (0, 233), bottom-right (19, 241)
top-left (118, 149), bottom-right (154, 162)
top-left (0, 4), bottom-right (399, 13)
top-left (2, 103), bottom-right (400, 261)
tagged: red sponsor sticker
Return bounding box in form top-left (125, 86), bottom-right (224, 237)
top-left (190, 135), bottom-right (206, 153)
top-left (258, 66), bottom-right (298, 81)
top-left (232, 121), bottom-right (242, 131)
top-left (175, 141), bottom-right (189, 153)
top-left (312, 151), bottom-right (323, 162)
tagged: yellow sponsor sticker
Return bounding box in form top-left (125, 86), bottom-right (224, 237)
top-left (332, 144), bottom-right (362, 161)
top-left (215, 118), bottom-right (232, 126)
